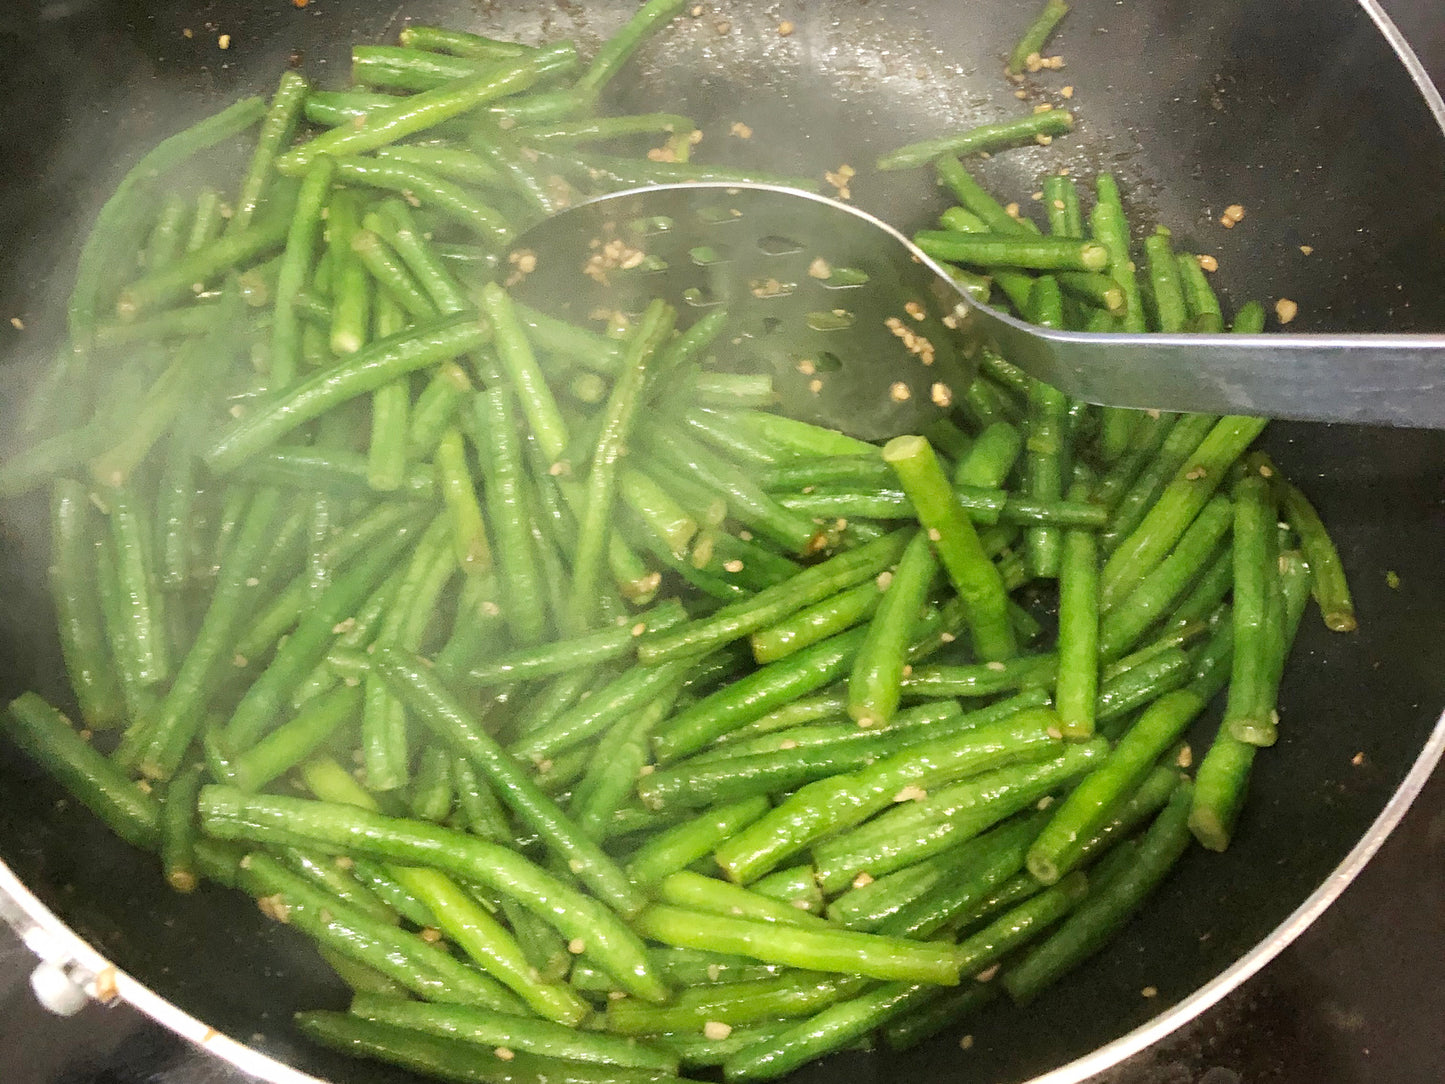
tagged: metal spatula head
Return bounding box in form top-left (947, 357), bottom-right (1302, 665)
top-left (506, 183), bottom-right (975, 441)
top-left (510, 183), bottom-right (1445, 431)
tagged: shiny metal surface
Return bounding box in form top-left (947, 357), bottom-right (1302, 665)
top-left (519, 182), bottom-right (1445, 428)
top-left (510, 183), bottom-right (975, 439)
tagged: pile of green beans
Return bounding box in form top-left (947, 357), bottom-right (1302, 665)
top-left (0, 3), bottom-right (1361, 1083)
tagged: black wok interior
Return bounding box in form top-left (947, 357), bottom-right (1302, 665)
top-left (1, 2), bottom-right (1443, 1082)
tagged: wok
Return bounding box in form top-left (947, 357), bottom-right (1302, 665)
top-left (0, 1), bottom-right (1443, 1082)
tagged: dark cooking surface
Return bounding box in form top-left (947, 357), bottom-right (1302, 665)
top-left (1, 0), bottom-right (1443, 1082)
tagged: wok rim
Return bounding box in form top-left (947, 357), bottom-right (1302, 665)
top-left (0, 1), bottom-right (1443, 1081)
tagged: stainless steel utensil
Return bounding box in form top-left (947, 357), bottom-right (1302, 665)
top-left (513, 182), bottom-right (1445, 432)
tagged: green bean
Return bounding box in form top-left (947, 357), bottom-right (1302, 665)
top-left (514, 652), bottom-right (695, 766)
top-left (517, 112), bottom-right (695, 145)
top-left (641, 427), bottom-right (824, 555)
top-left (715, 706), bottom-right (1063, 884)
top-left (654, 1023), bottom-right (793, 1069)
top-left (38, 95), bottom-right (265, 429)
top-left (301, 1012), bottom-right (687, 1084)
top-left (570, 681), bottom-right (682, 840)
top-left (235, 446), bottom-right (434, 499)
top-left (326, 190), bottom-right (371, 356)
top-left (1023, 381), bottom-right (1068, 576)
top-left (1100, 415), bottom-right (1268, 607)
top-left (144, 194), bottom-right (190, 269)
top-left (511, 299), bottom-right (625, 375)
top-left (748, 581), bottom-right (882, 665)
top-left (317, 947), bottom-right (410, 999)
top-left (1099, 493), bottom-right (1233, 661)
top-left (405, 365), bottom-right (472, 461)
top-left (642, 699), bottom-right (1023, 813)
top-left (102, 484), bottom-right (170, 687)
top-left (242, 854), bottom-right (522, 1012)
top-left (1090, 177), bottom-right (1142, 333)
top-left (471, 120), bottom-right (566, 215)
top-left (280, 60), bottom-right (548, 174)
top-left (883, 984), bottom-right (996, 1051)
top-left (48, 481), bottom-right (125, 728)
top-left (474, 382), bottom-right (549, 646)
top-left (934, 226), bottom-right (1102, 271)
top-left (428, 428), bottom-right (489, 575)
top-left (231, 686), bottom-right (362, 793)
top-left (136, 487), bottom-right (285, 778)
top-left (902, 654), bottom-right (1057, 700)
top-left (1041, 172), bottom-right (1083, 237)
top-left (1168, 544), bottom-right (1234, 628)
top-left (826, 844), bottom-right (979, 931)
top-left (1221, 472), bottom-right (1279, 746)
top-left (951, 421), bottom-right (1021, 488)
top-left (847, 531), bottom-right (936, 727)
top-left (233, 71), bottom-right (310, 232)
top-left (658, 871), bottom-right (832, 930)
top-left (1231, 300), bottom-right (1267, 333)
top-left (360, 513), bottom-right (458, 790)
top-left (1279, 480), bottom-right (1355, 631)
top-left (884, 435), bottom-right (1015, 660)
top-left (278, 845), bottom-right (399, 923)
top-left (625, 797), bottom-right (772, 885)
top-left (1029, 689), bottom-right (1206, 885)
top-left (877, 110), bottom-right (1074, 170)
top-left (1100, 413), bottom-right (1212, 554)
top-left (688, 371), bottom-right (776, 410)
top-left (372, 651), bottom-right (647, 919)
top-left (479, 283), bottom-right (571, 460)
top-left (332, 157), bottom-right (513, 245)
top-left (270, 156), bottom-right (336, 386)
top-left (399, 25), bottom-right (539, 59)
top-left (876, 813), bottom-right (1045, 939)
top-left (810, 741), bottom-right (1107, 893)
top-left (222, 524), bottom-right (415, 748)
top-left (468, 601), bottom-right (684, 686)
top-left (653, 628), bottom-right (866, 765)
top-left (1044, 485), bottom-right (1096, 738)
top-left (570, 301), bottom-right (673, 631)
top-left (1003, 781), bottom-right (1194, 1005)
top-left (6, 693), bottom-right (159, 850)
top-left (352, 996), bottom-right (679, 1074)
top-left (1177, 253), bottom-right (1224, 332)
top-left (371, 198), bottom-right (472, 314)
top-left (367, 372), bottom-right (411, 498)
top-left (751, 865), bottom-right (824, 916)
top-left (606, 971), bottom-right (868, 1035)
top-left (1007, 0), bottom-right (1071, 74)
top-left (1028, 273), bottom-right (1065, 328)
top-left (723, 980), bottom-right (928, 1081)
top-left (186, 188), bottom-right (226, 253)
top-left (635, 905), bottom-right (960, 985)
top-left (762, 455), bottom-right (891, 494)
top-left (352, 228), bottom-right (436, 319)
top-left (1096, 645), bottom-right (1192, 727)
top-left (1142, 227), bottom-right (1188, 332)
top-left (303, 89), bottom-right (406, 127)
top-left (577, 0), bottom-right (688, 94)
top-left (115, 203), bottom-right (291, 320)
top-left (640, 531), bottom-right (910, 664)
top-left (201, 784), bottom-right (663, 1001)
top-left (205, 314), bottom-right (489, 473)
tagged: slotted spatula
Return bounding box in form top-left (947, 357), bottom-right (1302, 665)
top-left (508, 183), bottom-right (1445, 437)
